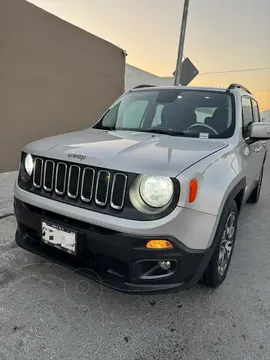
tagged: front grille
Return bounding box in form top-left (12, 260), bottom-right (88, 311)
top-left (80, 167), bottom-right (95, 202)
top-left (95, 170), bottom-right (110, 206)
top-left (110, 173), bottom-right (128, 210)
top-left (55, 162), bottom-right (67, 195)
top-left (44, 160), bottom-right (55, 192)
top-left (67, 165), bottom-right (81, 199)
top-left (32, 157), bottom-right (128, 211)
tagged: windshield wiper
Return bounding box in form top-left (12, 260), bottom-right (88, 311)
top-left (94, 126), bottom-right (184, 136)
top-left (95, 126), bottom-right (116, 131)
top-left (144, 128), bottom-right (185, 137)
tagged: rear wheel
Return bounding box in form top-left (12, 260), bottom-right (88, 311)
top-left (201, 200), bottom-right (238, 288)
top-left (247, 165), bottom-right (264, 204)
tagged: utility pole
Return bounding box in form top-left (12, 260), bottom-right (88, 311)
top-left (174, 0), bottom-right (190, 86)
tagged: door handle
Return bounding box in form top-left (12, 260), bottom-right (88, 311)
top-left (255, 146), bottom-right (262, 152)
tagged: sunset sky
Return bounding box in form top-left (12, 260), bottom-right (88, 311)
top-left (27, 0), bottom-right (270, 110)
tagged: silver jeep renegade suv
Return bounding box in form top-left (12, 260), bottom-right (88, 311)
top-left (14, 83), bottom-right (270, 293)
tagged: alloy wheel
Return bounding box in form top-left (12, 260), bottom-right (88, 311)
top-left (218, 211), bottom-right (236, 277)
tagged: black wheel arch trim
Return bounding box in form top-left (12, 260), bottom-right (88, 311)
top-left (263, 151), bottom-right (267, 164)
top-left (185, 177), bottom-right (246, 288)
top-left (222, 177), bottom-right (246, 213)
top-left (213, 177), bottom-right (245, 242)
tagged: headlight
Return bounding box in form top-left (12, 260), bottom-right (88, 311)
top-left (24, 153), bottom-right (34, 176)
top-left (139, 175), bottom-right (173, 208)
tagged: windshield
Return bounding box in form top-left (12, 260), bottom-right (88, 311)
top-left (92, 89), bottom-right (234, 138)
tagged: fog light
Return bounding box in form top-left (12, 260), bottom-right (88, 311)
top-left (146, 240), bottom-right (173, 249)
top-left (158, 261), bottom-right (171, 270)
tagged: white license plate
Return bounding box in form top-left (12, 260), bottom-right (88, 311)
top-left (41, 221), bottom-right (77, 255)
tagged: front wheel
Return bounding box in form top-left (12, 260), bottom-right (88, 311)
top-left (201, 200), bottom-right (238, 288)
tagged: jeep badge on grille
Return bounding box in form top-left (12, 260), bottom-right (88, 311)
top-left (67, 152), bottom-right (87, 161)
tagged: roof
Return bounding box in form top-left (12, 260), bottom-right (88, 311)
top-left (130, 84), bottom-right (253, 95)
top-left (131, 85), bottom-right (228, 92)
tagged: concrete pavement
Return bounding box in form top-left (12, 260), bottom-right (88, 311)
top-left (0, 161), bottom-right (270, 360)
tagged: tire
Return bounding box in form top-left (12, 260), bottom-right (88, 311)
top-left (201, 200), bottom-right (238, 288)
top-left (247, 165), bottom-right (264, 204)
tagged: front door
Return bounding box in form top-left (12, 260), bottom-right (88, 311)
top-left (251, 98), bottom-right (266, 174)
top-left (241, 96), bottom-right (261, 202)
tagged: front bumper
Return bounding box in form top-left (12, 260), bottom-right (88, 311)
top-left (14, 198), bottom-right (214, 293)
top-left (14, 181), bottom-right (218, 250)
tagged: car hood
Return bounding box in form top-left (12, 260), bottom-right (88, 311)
top-left (24, 129), bottom-right (229, 177)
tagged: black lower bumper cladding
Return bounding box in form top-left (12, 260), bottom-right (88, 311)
top-left (14, 198), bottom-right (212, 293)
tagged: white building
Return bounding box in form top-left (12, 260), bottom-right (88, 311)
top-left (125, 64), bottom-right (173, 91)
top-left (261, 110), bottom-right (270, 122)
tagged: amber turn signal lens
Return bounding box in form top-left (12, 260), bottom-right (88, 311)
top-left (146, 240), bottom-right (173, 249)
top-left (189, 178), bottom-right (198, 203)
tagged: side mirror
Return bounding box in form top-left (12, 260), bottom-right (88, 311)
top-left (250, 122), bottom-right (270, 140)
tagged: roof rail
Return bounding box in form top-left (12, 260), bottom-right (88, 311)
top-left (227, 83), bottom-right (251, 94)
top-left (132, 84), bottom-right (156, 89)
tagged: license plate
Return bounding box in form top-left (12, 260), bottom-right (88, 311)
top-left (41, 220), bottom-right (77, 255)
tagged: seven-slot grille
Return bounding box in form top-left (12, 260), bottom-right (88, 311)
top-left (32, 158), bottom-right (128, 210)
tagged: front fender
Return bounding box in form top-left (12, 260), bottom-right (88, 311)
top-left (176, 147), bottom-right (246, 217)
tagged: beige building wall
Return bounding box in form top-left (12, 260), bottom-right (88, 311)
top-left (0, 0), bottom-right (125, 172)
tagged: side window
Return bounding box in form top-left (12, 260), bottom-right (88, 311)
top-left (122, 100), bottom-right (148, 128)
top-left (251, 99), bottom-right (260, 122)
top-left (241, 97), bottom-right (253, 139)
